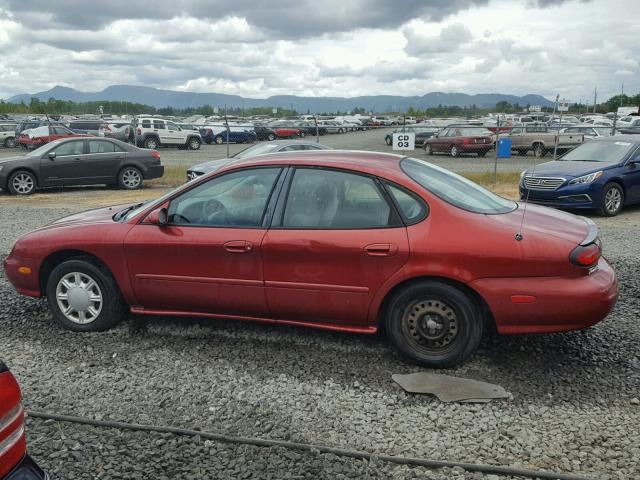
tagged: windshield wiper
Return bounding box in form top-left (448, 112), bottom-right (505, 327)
top-left (114, 202), bottom-right (145, 222)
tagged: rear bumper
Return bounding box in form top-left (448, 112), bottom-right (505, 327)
top-left (471, 257), bottom-right (618, 334)
top-left (145, 165), bottom-right (164, 180)
top-left (459, 143), bottom-right (492, 152)
top-left (4, 455), bottom-right (48, 480)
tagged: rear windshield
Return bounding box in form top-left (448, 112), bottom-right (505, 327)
top-left (560, 140), bottom-right (635, 162)
top-left (401, 158), bottom-right (517, 214)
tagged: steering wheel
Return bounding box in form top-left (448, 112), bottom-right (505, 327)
top-left (203, 199), bottom-right (230, 225)
top-left (172, 213), bottom-right (191, 224)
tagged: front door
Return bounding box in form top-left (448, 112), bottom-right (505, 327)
top-left (622, 148), bottom-right (640, 202)
top-left (39, 139), bottom-right (86, 186)
top-left (124, 167), bottom-right (283, 316)
top-left (262, 167), bottom-right (410, 325)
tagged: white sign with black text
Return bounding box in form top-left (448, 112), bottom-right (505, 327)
top-left (392, 132), bottom-right (415, 151)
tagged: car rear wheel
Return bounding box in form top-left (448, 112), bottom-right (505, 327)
top-left (118, 166), bottom-right (143, 190)
top-left (144, 137), bottom-right (159, 150)
top-left (385, 136), bottom-right (392, 146)
top-left (299, 131), bottom-right (306, 137)
top-left (4, 137), bottom-right (16, 148)
top-left (8, 170), bottom-right (37, 195)
top-left (598, 182), bottom-right (624, 217)
top-left (477, 150), bottom-right (487, 157)
top-left (533, 143), bottom-right (546, 158)
top-left (450, 145), bottom-right (459, 157)
top-left (46, 258), bottom-right (127, 332)
top-left (215, 135), bottom-right (224, 144)
top-left (267, 133), bottom-right (276, 141)
top-left (385, 281), bottom-right (483, 368)
top-left (188, 137), bottom-right (201, 150)
top-left (424, 144), bottom-right (433, 155)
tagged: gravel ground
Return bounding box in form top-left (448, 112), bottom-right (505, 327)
top-left (0, 196), bottom-right (639, 479)
top-left (0, 129), bottom-right (539, 174)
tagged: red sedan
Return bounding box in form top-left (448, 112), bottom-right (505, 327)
top-left (18, 125), bottom-right (89, 149)
top-left (423, 127), bottom-right (494, 157)
top-left (4, 152), bottom-right (618, 367)
top-left (272, 127), bottom-right (303, 138)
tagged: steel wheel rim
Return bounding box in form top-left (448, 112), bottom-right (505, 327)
top-left (147, 140), bottom-right (157, 149)
top-left (122, 169), bottom-right (141, 188)
top-left (56, 272), bottom-right (103, 324)
top-left (12, 173), bottom-right (34, 194)
top-left (190, 139), bottom-right (199, 149)
top-left (6, 138), bottom-right (15, 148)
top-left (402, 299), bottom-right (459, 353)
top-left (451, 146), bottom-right (458, 156)
top-left (605, 188), bottom-right (621, 213)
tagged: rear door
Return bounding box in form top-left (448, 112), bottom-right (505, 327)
top-left (82, 139), bottom-right (125, 183)
top-left (262, 167), bottom-right (410, 325)
top-left (39, 140), bottom-right (86, 186)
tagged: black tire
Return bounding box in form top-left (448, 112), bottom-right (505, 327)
top-left (424, 144), bottom-right (433, 155)
top-left (517, 149), bottom-right (528, 156)
top-left (385, 136), bottom-right (392, 146)
top-left (188, 137), bottom-right (201, 150)
top-left (118, 166), bottom-right (143, 190)
top-left (450, 145), bottom-right (460, 157)
top-left (4, 137), bottom-right (16, 148)
top-left (597, 182), bottom-right (624, 217)
top-left (385, 281), bottom-right (483, 368)
top-left (533, 143), bottom-right (546, 158)
top-left (215, 135), bottom-right (224, 145)
top-left (338, 128), bottom-right (344, 134)
top-left (299, 131), bottom-right (306, 138)
top-left (8, 170), bottom-right (37, 195)
top-left (267, 133), bottom-right (276, 141)
top-left (144, 136), bottom-right (159, 150)
top-left (477, 150), bottom-right (487, 157)
top-left (46, 258), bottom-right (127, 332)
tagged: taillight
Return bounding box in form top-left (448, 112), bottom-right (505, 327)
top-left (570, 243), bottom-right (601, 267)
top-left (463, 138), bottom-right (471, 144)
top-left (151, 150), bottom-right (161, 160)
top-left (136, 128), bottom-right (141, 135)
top-left (0, 370), bottom-right (26, 478)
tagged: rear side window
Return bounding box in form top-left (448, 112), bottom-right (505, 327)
top-left (401, 158), bottom-right (517, 214)
top-left (283, 168), bottom-right (400, 228)
top-left (89, 140), bottom-right (117, 153)
top-left (153, 121), bottom-right (165, 130)
top-left (385, 183), bottom-right (428, 224)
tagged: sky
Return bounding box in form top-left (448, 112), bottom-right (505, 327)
top-left (0, 0), bottom-right (638, 103)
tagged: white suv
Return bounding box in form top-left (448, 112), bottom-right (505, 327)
top-left (133, 117), bottom-right (202, 150)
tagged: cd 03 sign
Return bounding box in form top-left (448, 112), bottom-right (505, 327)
top-left (392, 132), bottom-right (415, 151)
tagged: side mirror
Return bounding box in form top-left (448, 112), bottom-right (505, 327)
top-left (147, 207), bottom-right (168, 226)
top-left (48, 152), bottom-right (56, 160)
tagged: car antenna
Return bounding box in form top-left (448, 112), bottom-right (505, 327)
top-left (516, 94), bottom-right (559, 241)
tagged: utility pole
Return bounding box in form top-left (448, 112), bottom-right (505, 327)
top-left (611, 83), bottom-right (624, 135)
top-left (593, 87), bottom-right (597, 114)
top-left (224, 104), bottom-right (230, 157)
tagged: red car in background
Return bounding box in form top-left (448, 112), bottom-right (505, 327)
top-left (3, 151), bottom-right (617, 368)
top-left (423, 126), bottom-right (495, 157)
top-left (19, 125), bottom-right (89, 149)
top-left (0, 361), bottom-right (47, 480)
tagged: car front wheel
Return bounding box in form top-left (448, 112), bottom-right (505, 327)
top-left (46, 258), bottom-right (127, 332)
top-left (4, 137), bottom-right (16, 148)
top-left (424, 144), bottom-right (433, 155)
top-left (450, 145), bottom-right (459, 157)
top-left (385, 281), bottom-right (483, 368)
top-left (598, 182), bottom-right (624, 217)
top-left (188, 137), bottom-right (201, 150)
top-left (8, 170), bottom-right (37, 195)
top-left (267, 134), bottom-right (275, 141)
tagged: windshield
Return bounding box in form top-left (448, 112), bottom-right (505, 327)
top-left (401, 158), bottom-right (517, 214)
top-left (560, 140), bottom-right (635, 162)
top-left (232, 143), bottom-right (281, 159)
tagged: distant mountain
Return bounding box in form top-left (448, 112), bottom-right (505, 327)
top-left (7, 85), bottom-right (554, 112)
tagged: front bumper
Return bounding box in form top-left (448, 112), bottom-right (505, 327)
top-left (4, 455), bottom-right (48, 480)
top-left (3, 254), bottom-right (41, 298)
top-left (471, 257), bottom-right (618, 335)
top-left (519, 182), bottom-right (601, 210)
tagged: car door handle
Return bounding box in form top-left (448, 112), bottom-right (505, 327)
top-left (364, 243), bottom-right (397, 257)
top-left (224, 240), bottom-right (253, 253)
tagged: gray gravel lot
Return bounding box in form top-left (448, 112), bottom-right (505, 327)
top-left (0, 129), bottom-right (538, 174)
top-left (0, 180), bottom-right (639, 478)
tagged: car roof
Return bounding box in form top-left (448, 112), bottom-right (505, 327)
top-left (586, 134), bottom-right (639, 143)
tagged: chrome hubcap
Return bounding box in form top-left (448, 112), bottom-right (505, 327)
top-left (12, 173), bottom-right (34, 193)
top-left (56, 272), bottom-right (103, 324)
top-left (451, 147), bottom-right (457, 156)
top-left (605, 188), bottom-right (621, 212)
top-left (404, 300), bottom-right (458, 349)
top-left (122, 169), bottom-right (141, 188)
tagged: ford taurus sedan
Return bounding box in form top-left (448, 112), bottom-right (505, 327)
top-left (0, 137), bottom-right (164, 195)
top-left (4, 151), bottom-right (618, 367)
top-left (423, 127), bottom-right (494, 157)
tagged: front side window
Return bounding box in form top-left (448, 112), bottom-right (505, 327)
top-left (401, 158), bottom-right (517, 214)
top-left (166, 122), bottom-right (180, 131)
top-left (168, 168), bottom-right (281, 227)
top-left (283, 168), bottom-right (398, 228)
top-left (52, 141), bottom-right (84, 157)
top-left (89, 140), bottom-right (117, 153)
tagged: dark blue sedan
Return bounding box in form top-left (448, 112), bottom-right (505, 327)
top-left (519, 136), bottom-right (640, 216)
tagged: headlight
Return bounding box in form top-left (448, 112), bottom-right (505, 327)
top-left (0, 166), bottom-right (3, 172)
top-left (520, 170), bottom-right (527, 180)
top-left (569, 171), bottom-right (603, 185)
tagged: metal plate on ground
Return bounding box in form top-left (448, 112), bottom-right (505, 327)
top-left (392, 372), bottom-right (509, 403)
